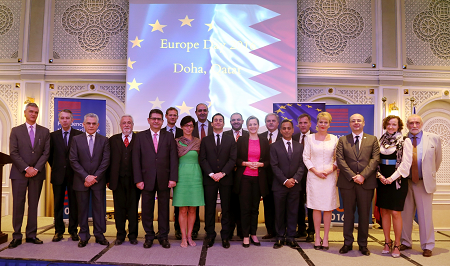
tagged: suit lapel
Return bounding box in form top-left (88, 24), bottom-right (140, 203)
top-left (146, 130), bottom-right (157, 153)
top-left (421, 132), bottom-right (429, 160)
top-left (80, 134), bottom-right (91, 158)
top-left (347, 134), bottom-right (358, 158)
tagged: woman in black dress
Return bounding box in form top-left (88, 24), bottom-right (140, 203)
top-left (376, 115), bottom-right (412, 257)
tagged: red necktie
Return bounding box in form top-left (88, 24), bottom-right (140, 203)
top-left (235, 130), bottom-right (240, 141)
top-left (124, 135), bottom-right (129, 147)
top-left (301, 134), bottom-right (306, 145)
top-left (269, 132), bottom-right (273, 144)
top-left (201, 123), bottom-right (206, 139)
top-left (411, 136), bottom-right (419, 183)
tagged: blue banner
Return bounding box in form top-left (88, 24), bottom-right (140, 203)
top-left (272, 102), bottom-right (326, 134)
top-left (54, 98), bottom-right (107, 219)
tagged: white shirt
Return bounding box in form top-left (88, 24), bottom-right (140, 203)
top-left (166, 126), bottom-right (177, 137)
top-left (233, 129), bottom-right (243, 140)
top-left (86, 132), bottom-right (96, 144)
top-left (352, 132), bottom-right (363, 150)
top-left (267, 129), bottom-right (279, 142)
top-left (298, 130), bottom-right (311, 144)
top-left (26, 122), bottom-right (36, 134)
top-left (122, 132), bottom-right (133, 142)
top-left (282, 137), bottom-right (294, 153)
top-left (214, 131), bottom-right (224, 145)
top-left (150, 129), bottom-right (160, 144)
top-left (198, 121), bottom-right (209, 137)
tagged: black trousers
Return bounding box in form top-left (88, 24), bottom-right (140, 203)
top-left (229, 190), bottom-right (242, 237)
top-left (53, 179), bottom-right (78, 235)
top-left (76, 188), bottom-right (106, 242)
top-left (112, 176), bottom-right (141, 241)
top-left (141, 188), bottom-right (170, 241)
top-left (239, 175), bottom-right (261, 236)
top-left (204, 183), bottom-right (232, 240)
top-left (298, 189), bottom-right (314, 233)
top-left (174, 207), bottom-right (200, 232)
top-left (273, 188), bottom-right (299, 241)
top-left (263, 189), bottom-right (276, 235)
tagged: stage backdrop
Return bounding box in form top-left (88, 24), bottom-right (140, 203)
top-left (272, 102), bottom-right (325, 135)
top-left (54, 98), bottom-right (107, 219)
top-left (127, 0), bottom-right (297, 130)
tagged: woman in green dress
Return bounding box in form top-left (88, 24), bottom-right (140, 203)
top-left (173, 115), bottom-right (205, 248)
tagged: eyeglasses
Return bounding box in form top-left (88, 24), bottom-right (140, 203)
top-left (149, 117), bottom-right (163, 121)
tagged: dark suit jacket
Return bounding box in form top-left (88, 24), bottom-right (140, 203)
top-left (234, 135), bottom-right (270, 196)
top-left (108, 133), bottom-right (135, 191)
top-left (260, 130), bottom-right (282, 186)
top-left (223, 129), bottom-right (249, 141)
top-left (336, 133), bottom-right (380, 189)
top-left (49, 127), bottom-right (83, 185)
top-left (69, 133), bottom-right (110, 191)
top-left (162, 126), bottom-right (183, 138)
top-left (199, 133), bottom-right (237, 186)
top-left (270, 139), bottom-right (304, 192)
top-left (9, 123), bottom-right (50, 180)
top-left (292, 129), bottom-right (317, 142)
top-left (193, 120), bottom-right (213, 138)
top-left (260, 130), bottom-right (282, 143)
top-left (132, 129), bottom-right (178, 191)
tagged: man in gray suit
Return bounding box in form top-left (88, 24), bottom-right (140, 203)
top-left (70, 113), bottom-right (110, 247)
top-left (8, 103), bottom-right (50, 248)
top-left (336, 113), bottom-right (380, 256)
top-left (400, 114), bottom-right (442, 257)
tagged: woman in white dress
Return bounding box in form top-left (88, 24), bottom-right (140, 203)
top-left (303, 112), bottom-right (339, 251)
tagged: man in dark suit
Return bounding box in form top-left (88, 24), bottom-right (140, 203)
top-left (161, 107), bottom-right (183, 138)
top-left (70, 113), bottom-right (110, 248)
top-left (336, 113), bottom-right (380, 256)
top-left (292, 113), bottom-right (316, 242)
top-left (259, 113), bottom-right (281, 239)
top-left (133, 109), bottom-right (178, 249)
top-left (193, 103), bottom-right (213, 138)
top-left (224, 112), bottom-right (248, 239)
top-left (8, 103), bottom-right (50, 248)
top-left (270, 119), bottom-right (304, 249)
top-left (108, 115), bottom-right (140, 245)
top-left (199, 113), bottom-right (237, 248)
top-left (48, 109), bottom-right (83, 242)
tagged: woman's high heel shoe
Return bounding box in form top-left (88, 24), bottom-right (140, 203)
top-left (382, 240), bottom-right (393, 254)
top-left (314, 238), bottom-right (323, 250)
top-left (322, 240), bottom-right (329, 251)
top-left (250, 237), bottom-right (261, 246)
top-left (391, 245), bottom-right (401, 258)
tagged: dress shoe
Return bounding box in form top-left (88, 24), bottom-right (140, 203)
top-left (130, 239), bottom-right (138, 245)
top-left (339, 245), bottom-right (352, 254)
top-left (423, 249), bottom-right (432, 257)
top-left (192, 231), bottom-right (198, 240)
top-left (115, 239), bottom-right (124, 245)
top-left (305, 232), bottom-right (314, 242)
top-left (399, 244), bottom-right (412, 251)
top-left (286, 240), bottom-right (300, 249)
top-left (262, 233), bottom-right (274, 239)
top-left (273, 240), bottom-right (284, 249)
top-left (295, 230), bottom-right (307, 238)
top-left (314, 239), bottom-right (322, 250)
top-left (250, 237), bottom-right (261, 246)
top-left (205, 237), bottom-right (215, 247)
top-left (26, 237), bottom-right (43, 244)
top-left (175, 230), bottom-right (182, 240)
top-left (52, 233), bottom-right (63, 242)
top-left (8, 239), bottom-right (22, 248)
top-left (359, 246), bottom-right (370, 256)
top-left (143, 239), bottom-right (153, 248)
top-left (78, 240), bottom-right (88, 247)
top-left (159, 239), bottom-right (171, 249)
top-left (242, 243), bottom-right (250, 248)
top-left (222, 239), bottom-right (230, 249)
top-left (70, 233), bottom-right (80, 241)
top-left (96, 239), bottom-right (109, 246)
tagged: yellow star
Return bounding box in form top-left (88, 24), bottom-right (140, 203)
top-left (205, 22), bottom-right (213, 31)
top-left (129, 36), bottom-right (144, 48)
top-left (127, 78), bottom-right (142, 91)
top-left (297, 103), bottom-right (302, 107)
top-left (307, 105), bottom-right (312, 108)
top-left (179, 15), bottom-right (194, 27)
top-left (316, 108), bottom-right (322, 112)
top-left (149, 20), bottom-right (167, 33)
top-left (149, 97), bottom-right (165, 109)
top-left (127, 58), bottom-right (136, 69)
top-left (287, 103), bottom-right (292, 106)
top-left (176, 101), bottom-right (193, 115)
top-left (280, 106), bottom-right (286, 109)
top-left (275, 109), bottom-right (284, 114)
top-left (206, 101), bottom-right (212, 108)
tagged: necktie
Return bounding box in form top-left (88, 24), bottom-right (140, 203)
top-left (355, 136), bottom-right (360, 154)
top-left (287, 141), bottom-right (292, 160)
top-left (269, 132), bottom-right (273, 144)
top-left (411, 136), bottom-right (419, 183)
top-left (124, 135), bottom-right (129, 147)
top-left (29, 125), bottom-right (35, 148)
top-left (216, 134), bottom-right (221, 147)
top-left (235, 130), bottom-right (240, 141)
top-left (301, 134), bottom-right (306, 145)
top-left (88, 135), bottom-right (94, 156)
top-left (153, 133), bottom-right (158, 152)
top-left (201, 123), bottom-right (206, 139)
top-left (63, 131), bottom-right (68, 147)
top-left (169, 128), bottom-right (174, 137)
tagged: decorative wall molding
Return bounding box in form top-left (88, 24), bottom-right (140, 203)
top-left (298, 88), bottom-right (325, 102)
top-left (0, 1), bottom-right (21, 60)
top-left (297, 87), bottom-right (374, 104)
top-left (49, 85), bottom-right (88, 130)
top-left (45, 65), bottom-right (127, 71)
top-left (423, 116), bottom-right (450, 184)
top-left (336, 88), bottom-right (374, 104)
top-left (0, 83), bottom-right (19, 126)
top-left (98, 85), bottom-right (125, 103)
top-left (404, 89), bottom-right (441, 118)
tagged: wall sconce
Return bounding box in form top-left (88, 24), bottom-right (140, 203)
top-left (388, 101), bottom-right (399, 116)
top-left (24, 97), bottom-right (35, 105)
top-left (15, 83), bottom-right (20, 88)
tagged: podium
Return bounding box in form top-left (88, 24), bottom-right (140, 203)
top-left (0, 152), bottom-right (12, 244)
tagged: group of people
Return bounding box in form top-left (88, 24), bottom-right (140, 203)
top-left (8, 102), bottom-right (442, 259)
